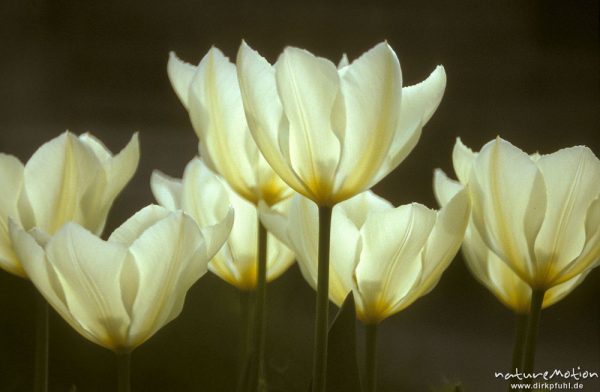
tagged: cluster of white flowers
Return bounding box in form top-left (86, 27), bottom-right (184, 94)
top-left (1, 41), bottom-right (598, 391)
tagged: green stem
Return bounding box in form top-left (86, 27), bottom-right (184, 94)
top-left (238, 289), bottom-right (254, 371)
top-left (521, 289), bottom-right (545, 379)
top-left (255, 221), bottom-right (268, 392)
top-left (312, 205), bottom-right (333, 392)
top-left (511, 313), bottom-right (528, 371)
top-left (117, 352), bottom-right (131, 392)
top-left (365, 323), bottom-right (379, 392)
top-left (508, 312), bottom-right (528, 392)
top-left (34, 290), bottom-right (49, 392)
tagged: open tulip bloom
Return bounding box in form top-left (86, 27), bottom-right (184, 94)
top-left (9, 204), bottom-right (234, 391)
top-left (435, 137), bottom-right (600, 377)
top-left (0, 131), bottom-right (140, 278)
top-left (261, 188), bottom-right (470, 391)
top-left (151, 158), bottom-right (295, 290)
top-left (237, 40), bottom-right (446, 391)
top-left (236, 41), bottom-right (446, 208)
top-left (0, 131), bottom-right (139, 392)
top-left (434, 167), bottom-right (587, 315)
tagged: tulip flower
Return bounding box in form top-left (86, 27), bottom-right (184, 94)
top-left (151, 158), bottom-right (295, 290)
top-left (0, 131), bottom-right (140, 278)
top-left (437, 137), bottom-right (600, 376)
top-left (168, 46), bottom-right (295, 390)
top-left (453, 138), bottom-right (600, 291)
top-left (237, 41), bottom-right (446, 390)
top-left (167, 48), bottom-right (292, 207)
top-left (237, 41), bottom-right (446, 207)
top-left (261, 189), bottom-right (469, 391)
top-left (10, 204), bottom-right (233, 391)
top-left (262, 190), bottom-right (469, 322)
top-left (433, 167), bottom-right (587, 315)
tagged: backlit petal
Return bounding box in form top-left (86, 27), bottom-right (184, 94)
top-left (356, 203), bottom-right (436, 322)
top-left (469, 138), bottom-right (546, 285)
top-left (334, 43), bottom-right (402, 198)
top-left (433, 168), bottom-right (463, 207)
top-left (237, 42), bottom-right (310, 196)
top-left (24, 132), bottom-right (100, 233)
top-left (46, 223), bottom-right (130, 351)
top-left (108, 205), bottom-right (172, 246)
top-left (275, 46), bottom-right (342, 202)
top-left (372, 65), bottom-right (445, 186)
top-left (188, 47), bottom-right (257, 200)
top-left (452, 138), bottom-right (477, 184)
top-left (127, 212), bottom-right (208, 348)
top-left (534, 146), bottom-right (600, 281)
top-left (0, 154), bottom-right (25, 276)
top-left (150, 171), bottom-right (183, 211)
top-left (167, 51), bottom-right (197, 109)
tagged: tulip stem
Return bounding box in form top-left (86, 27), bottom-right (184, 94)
top-left (521, 289), bottom-right (545, 379)
top-left (364, 323), bottom-right (379, 392)
top-left (255, 221), bottom-right (268, 391)
top-left (34, 290), bottom-right (49, 392)
top-left (239, 289), bottom-right (254, 370)
top-left (117, 352), bottom-right (131, 392)
top-left (508, 312), bottom-right (528, 392)
top-left (312, 205), bottom-right (333, 392)
top-left (510, 313), bottom-right (528, 371)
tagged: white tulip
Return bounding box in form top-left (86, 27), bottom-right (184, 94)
top-left (151, 158), bottom-right (295, 289)
top-left (9, 204), bottom-right (233, 352)
top-left (237, 41), bottom-right (446, 207)
top-left (0, 132), bottom-right (139, 277)
top-left (261, 189), bottom-right (469, 324)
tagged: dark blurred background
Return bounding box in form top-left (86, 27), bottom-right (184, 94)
top-left (0, 0), bottom-right (598, 391)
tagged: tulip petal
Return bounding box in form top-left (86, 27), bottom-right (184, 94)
top-left (396, 189), bottom-right (469, 310)
top-left (452, 138), bottom-right (477, 184)
top-left (275, 46), bottom-right (342, 200)
top-left (330, 43), bottom-right (402, 199)
top-left (98, 133), bottom-right (140, 203)
top-left (167, 51), bottom-right (197, 109)
top-left (24, 133), bottom-right (100, 234)
top-left (0, 154), bottom-right (25, 276)
top-left (469, 138), bottom-right (546, 285)
top-left (356, 203), bottom-right (437, 321)
top-left (257, 200), bottom-right (290, 246)
top-left (188, 48), bottom-right (257, 201)
top-left (237, 42), bottom-right (311, 198)
top-left (178, 160), bottom-right (250, 285)
top-left (485, 251), bottom-right (533, 313)
top-left (557, 195), bottom-right (600, 281)
top-left (108, 205), bottom-right (172, 246)
top-left (127, 212), bottom-right (208, 347)
top-left (210, 183), bottom-right (257, 286)
top-left (337, 190), bottom-right (393, 230)
top-left (265, 231), bottom-right (296, 282)
top-left (81, 133), bottom-right (140, 234)
top-left (543, 273), bottom-right (587, 308)
top-left (180, 160), bottom-right (233, 236)
top-left (150, 170), bottom-right (183, 211)
top-left (433, 168), bottom-right (463, 207)
top-left (329, 207), bottom-right (361, 306)
top-left (46, 223), bottom-right (130, 351)
top-left (257, 200), bottom-right (297, 284)
top-left (10, 222), bottom-right (102, 344)
top-left (78, 133), bottom-right (112, 162)
top-left (534, 146), bottom-right (600, 280)
top-left (372, 65), bottom-right (446, 187)
top-left (286, 195), bottom-right (319, 289)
